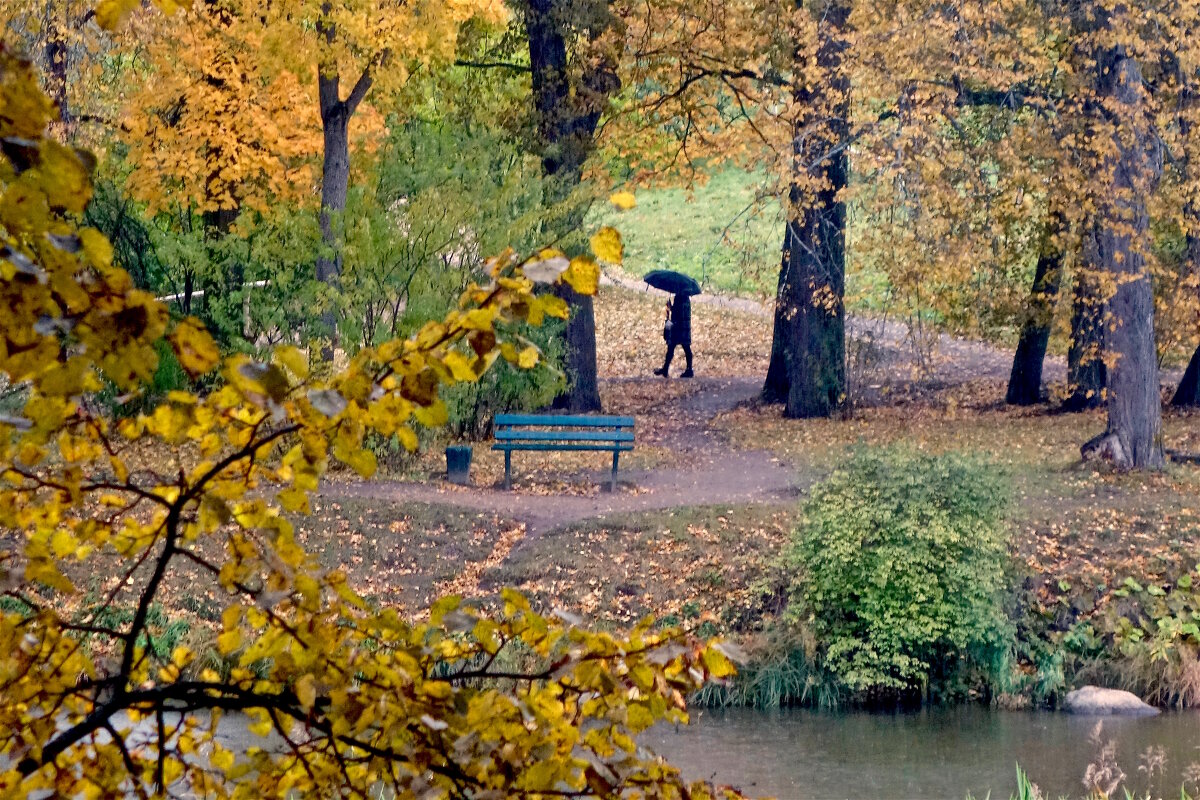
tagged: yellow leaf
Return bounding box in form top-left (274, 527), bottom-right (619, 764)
top-left (590, 226), bottom-right (623, 265)
top-left (701, 646), bottom-right (736, 679)
top-left (171, 646), bottom-right (195, 669)
top-left (275, 345), bottom-right (308, 379)
top-left (210, 745), bottom-right (235, 773)
top-left (540, 294), bottom-right (570, 320)
top-left (562, 256), bottom-right (600, 296)
top-left (50, 529), bottom-right (76, 559)
top-left (94, 0), bottom-right (143, 29)
top-left (249, 715), bottom-right (273, 738)
top-left (461, 308), bottom-right (496, 331)
top-left (413, 400), bottom-right (448, 428)
top-left (38, 141), bottom-right (93, 214)
top-left (416, 321), bottom-right (448, 349)
top-left (79, 228), bottom-right (113, 269)
top-left (344, 447), bottom-right (377, 478)
top-left (295, 674), bottom-right (317, 711)
top-left (217, 629), bottom-right (242, 655)
top-left (278, 487), bottom-right (310, 513)
top-left (609, 191), bottom-right (637, 210)
top-left (0, 57), bottom-right (57, 138)
top-left (397, 426), bottom-right (418, 452)
top-left (517, 346), bottom-right (539, 369)
top-left (171, 318), bottom-right (219, 377)
top-left (442, 350), bottom-right (477, 382)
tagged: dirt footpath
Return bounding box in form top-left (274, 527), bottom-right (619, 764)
top-left (322, 376), bottom-right (804, 538)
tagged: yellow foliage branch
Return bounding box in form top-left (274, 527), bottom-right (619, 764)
top-left (0, 46), bottom-right (743, 799)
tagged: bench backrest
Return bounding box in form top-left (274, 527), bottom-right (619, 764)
top-left (494, 413), bottom-right (635, 444)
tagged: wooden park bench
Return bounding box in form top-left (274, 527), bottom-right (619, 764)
top-left (492, 413), bottom-right (635, 492)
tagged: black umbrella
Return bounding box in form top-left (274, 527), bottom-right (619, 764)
top-left (643, 269), bottom-right (701, 296)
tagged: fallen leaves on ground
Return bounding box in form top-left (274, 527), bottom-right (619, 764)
top-left (475, 505), bottom-right (799, 630)
top-left (595, 283), bottom-right (771, 379)
top-left (298, 500), bottom-right (519, 614)
top-left (717, 377), bottom-right (1200, 616)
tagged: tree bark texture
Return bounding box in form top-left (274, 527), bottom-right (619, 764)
top-left (317, 75), bottom-right (351, 291)
top-left (1007, 237), bottom-right (1063, 406)
top-left (551, 285), bottom-right (601, 412)
top-left (527, 0), bottom-right (616, 414)
top-left (1063, 252), bottom-right (1106, 412)
top-left (762, 0), bottom-right (850, 418)
top-left (1088, 41), bottom-right (1163, 469)
top-left (313, 48), bottom-right (372, 355)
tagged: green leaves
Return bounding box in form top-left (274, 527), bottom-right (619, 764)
top-left (791, 447), bottom-right (1013, 700)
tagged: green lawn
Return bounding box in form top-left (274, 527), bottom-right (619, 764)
top-left (594, 170), bottom-right (782, 297)
top-left (594, 169), bottom-right (893, 312)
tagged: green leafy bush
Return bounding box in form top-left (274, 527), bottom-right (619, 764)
top-left (1067, 569), bottom-right (1200, 709)
top-left (790, 447), bottom-right (1013, 702)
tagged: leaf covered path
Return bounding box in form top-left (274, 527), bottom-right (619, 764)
top-left (319, 277), bottom-right (1183, 543)
top-left (321, 376), bottom-right (804, 539)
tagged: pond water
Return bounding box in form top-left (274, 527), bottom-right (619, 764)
top-left (645, 706), bottom-right (1200, 799)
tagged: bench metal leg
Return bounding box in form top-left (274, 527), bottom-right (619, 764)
top-left (610, 451), bottom-right (619, 493)
top-left (504, 450), bottom-right (512, 490)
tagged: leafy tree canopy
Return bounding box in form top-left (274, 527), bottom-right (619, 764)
top-left (0, 36), bottom-right (741, 799)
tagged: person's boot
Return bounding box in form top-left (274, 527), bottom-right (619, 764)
top-left (653, 367), bottom-right (668, 377)
top-left (680, 368), bottom-right (694, 378)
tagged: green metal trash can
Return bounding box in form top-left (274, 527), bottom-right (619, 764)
top-left (445, 445), bottom-right (472, 485)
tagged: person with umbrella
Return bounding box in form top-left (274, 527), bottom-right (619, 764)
top-left (644, 270), bottom-right (699, 378)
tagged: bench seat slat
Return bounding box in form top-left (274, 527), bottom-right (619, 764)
top-left (494, 429), bottom-right (634, 443)
top-left (494, 413), bottom-right (634, 428)
top-left (493, 442), bottom-right (633, 452)
top-left (493, 413), bottom-right (635, 491)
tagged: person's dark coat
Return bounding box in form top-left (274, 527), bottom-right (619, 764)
top-left (669, 295), bottom-right (691, 346)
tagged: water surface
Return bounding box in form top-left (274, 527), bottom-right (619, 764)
top-left (646, 706), bottom-right (1200, 799)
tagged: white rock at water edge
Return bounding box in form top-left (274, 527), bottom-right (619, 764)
top-left (1063, 685), bottom-right (1160, 716)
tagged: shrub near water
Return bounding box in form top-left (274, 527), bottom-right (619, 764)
top-left (791, 448), bottom-right (1013, 703)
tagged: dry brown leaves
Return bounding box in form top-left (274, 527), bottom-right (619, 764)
top-left (479, 506), bottom-right (799, 630)
top-left (717, 377), bottom-right (1200, 601)
top-left (594, 283), bottom-right (770, 379)
top-left (297, 499), bottom-right (518, 614)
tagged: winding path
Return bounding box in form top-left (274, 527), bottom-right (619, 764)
top-left (322, 376), bottom-right (803, 538)
top-left (322, 277), bottom-right (1184, 537)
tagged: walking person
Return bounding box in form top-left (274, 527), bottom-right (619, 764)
top-left (654, 293), bottom-right (693, 378)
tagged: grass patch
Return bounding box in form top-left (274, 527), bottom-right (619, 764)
top-left (595, 168), bottom-right (896, 314)
top-left (595, 170), bottom-right (781, 298)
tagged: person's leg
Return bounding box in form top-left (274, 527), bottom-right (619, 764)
top-left (655, 344), bottom-right (676, 376)
top-left (680, 344), bottom-right (693, 377)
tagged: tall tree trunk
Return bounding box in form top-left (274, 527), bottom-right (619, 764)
top-left (313, 43), bottom-right (372, 358)
top-left (1007, 230), bottom-right (1064, 406)
top-left (762, 0), bottom-right (850, 418)
top-left (1063, 247), bottom-right (1106, 412)
top-left (526, 0), bottom-right (615, 413)
top-left (1171, 230), bottom-right (1200, 407)
top-left (317, 75), bottom-right (350, 352)
top-left (551, 285), bottom-right (601, 412)
top-left (45, 10), bottom-right (69, 127)
top-left (1085, 39), bottom-right (1164, 469)
top-left (762, 268), bottom-right (791, 404)
top-left (1174, 345), bottom-right (1200, 407)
